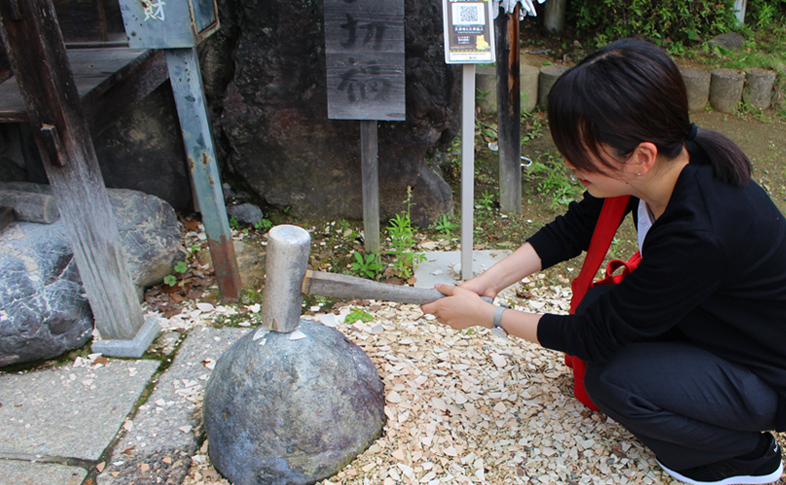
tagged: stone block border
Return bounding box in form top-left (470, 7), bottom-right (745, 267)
top-left (476, 61), bottom-right (781, 115)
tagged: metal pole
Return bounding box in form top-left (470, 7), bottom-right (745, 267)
top-left (461, 63), bottom-right (475, 281)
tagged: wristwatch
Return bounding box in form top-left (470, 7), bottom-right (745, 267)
top-left (490, 304), bottom-right (510, 338)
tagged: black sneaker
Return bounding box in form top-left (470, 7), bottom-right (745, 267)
top-left (656, 433), bottom-right (783, 485)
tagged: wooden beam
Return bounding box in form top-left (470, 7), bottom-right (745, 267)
top-left (495, 8), bottom-right (522, 214)
top-left (0, 0), bottom-right (147, 343)
top-left (0, 48), bottom-right (169, 136)
top-left (82, 49), bottom-right (169, 137)
top-left (165, 47), bottom-right (241, 301)
top-left (360, 120), bottom-right (380, 254)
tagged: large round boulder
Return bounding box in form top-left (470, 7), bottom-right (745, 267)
top-left (203, 319), bottom-right (386, 485)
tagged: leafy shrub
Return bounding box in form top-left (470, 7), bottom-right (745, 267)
top-left (569, 0), bottom-right (740, 50)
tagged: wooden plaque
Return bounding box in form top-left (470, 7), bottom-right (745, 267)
top-left (324, 0), bottom-right (406, 121)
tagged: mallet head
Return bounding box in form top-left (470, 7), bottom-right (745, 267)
top-left (261, 224), bottom-right (311, 333)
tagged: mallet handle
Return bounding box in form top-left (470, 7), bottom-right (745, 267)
top-left (302, 270), bottom-right (493, 305)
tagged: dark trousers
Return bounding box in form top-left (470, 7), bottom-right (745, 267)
top-left (576, 287), bottom-right (779, 470)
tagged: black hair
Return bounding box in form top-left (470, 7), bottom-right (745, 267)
top-left (547, 38), bottom-right (751, 186)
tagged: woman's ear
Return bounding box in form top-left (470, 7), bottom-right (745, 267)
top-left (632, 142), bottom-right (658, 176)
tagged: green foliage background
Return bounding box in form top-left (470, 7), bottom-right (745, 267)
top-left (568, 0), bottom-right (785, 51)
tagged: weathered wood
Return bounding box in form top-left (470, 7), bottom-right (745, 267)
top-left (0, 37), bottom-right (11, 84)
top-left (324, 0), bottom-right (405, 121)
top-left (361, 120), bottom-right (380, 253)
top-left (304, 269), bottom-right (449, 305)
top-left (495, 9), bottom-right (521, 214)
top-left (0, 47), bottom-right (167, 136)
top-left (0, 206), bottom-right (13, 231)
top-left (165, 47), bottom-right (241, 301)
top-left (0, 0), bottom-right (146, 341)
top-left (82, 49), bottom-right (169, 137)
top-left (53, 0), bottom-right (108, 43)
top-left (0, 189), bottom-right (58, 223)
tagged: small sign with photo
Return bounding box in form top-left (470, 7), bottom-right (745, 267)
top-left (442, 0), bottom-right (496, 64)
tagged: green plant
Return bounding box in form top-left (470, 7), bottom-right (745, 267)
top-left (345, 308), bottom-right (373, 324)
top-left (528, 153), bottom-right (584, 207)
top-left (164, 260), bottom-right (190, 286)
top-left (476, 119), bottom-right (498, 143)
top-left (351, 251), bottom-right (384, 279)
top-left (387, 187), bottom-right (427, 279)
top-left (254, 218), bottom-right (274, 231)
top-left (432, 214), bottom-right (459, 236)
top-left (476, 190), bottom-right (496, 210)
top-left (229, 215), bottom-right (240, 229)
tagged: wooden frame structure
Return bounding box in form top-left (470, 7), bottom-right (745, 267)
top-left (0, 0), bottom-right (241, 356)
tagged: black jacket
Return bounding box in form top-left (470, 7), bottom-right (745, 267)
top-left (530, 149), bottom-right (786, 431)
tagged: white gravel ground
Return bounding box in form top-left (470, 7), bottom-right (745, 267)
top-left (178, 280), bottom-right (786, 485)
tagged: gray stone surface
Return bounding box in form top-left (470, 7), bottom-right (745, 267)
top-left (414, 250), bottom-right (512, 288)
top-left (0, 184), bottom-right (182, 366)
top-left (107, 188), bottom-right (184, 293)
top-left (227, 202), bottom-right (264, 225)
top-left (97, 326), bottom-right (244, 485)
top-left (203, 320), bottom-right (385, 485)
top-left (0, 358), bottom-right (159, 460)
top-left (476, 64), bottom-right (497, 115)
top-left (0, 221), bottom-right (94, 367)
top-left (91, 317), bottom-right (161, 358)
top-left (538, 65), bottom-right (569, 106)
top-left (745, 67), bottom-right (776, 110)
top-left (680, 66), bottom-right (711, 113)
top-left (709, 32), bottom-right (745, 51)
top-left (710, 68), bottom-right (745, 113)
top-left (521, 64), bottom-right (540, 113)
top-left (0, 460), bottom-right (86, 485)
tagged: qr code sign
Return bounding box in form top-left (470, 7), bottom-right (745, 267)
top-left (452, 2), bottom-right (484, 25)
top-left (459, 5), bottom-right (480, 23)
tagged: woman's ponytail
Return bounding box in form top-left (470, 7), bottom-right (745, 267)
top-left (691, 128), bottom-right (752, 186)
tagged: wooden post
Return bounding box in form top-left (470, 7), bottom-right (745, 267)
top-left (0, 0), bottom-right (157, 355)
top-left (495, 7), bottom-right (521, 214)
top-left (461, 64), bottom-right (475, 281)
top-left (165, 48), bottom-right (241, 301)
top-left (360, 120), bottom-right (380, 254)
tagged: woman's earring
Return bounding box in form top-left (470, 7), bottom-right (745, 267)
top-left (637, 172), bottom-right (642, 176)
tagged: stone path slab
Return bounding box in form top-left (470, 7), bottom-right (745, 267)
top-left (0, 357), bottom-right (159, 461)
top-left (414, 250), bottom-right (512, 289)
top-left (0, 459), bottom-right (86, 485)
top-left (97, 326), bottom-right (245, 485)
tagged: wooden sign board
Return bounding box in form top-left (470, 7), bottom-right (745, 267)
top-left (324, 0), bottom-right (406, 121)
top-left (118, 0), bottom-right (218, 48)
top-left (442, 0), bottom-right (496, 64)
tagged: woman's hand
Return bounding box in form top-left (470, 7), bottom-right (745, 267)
top-left (458, 275), bottom-right (498, 299)
top-left (421, 284), bottom-right (496, 330)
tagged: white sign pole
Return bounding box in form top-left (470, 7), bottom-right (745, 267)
top-left (442, 0), bottom-right (495, 281)
top-left (461, 64), bottom-right (476, 281)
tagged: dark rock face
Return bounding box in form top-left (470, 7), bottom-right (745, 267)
top-left (93, 84), bottom-right (194, 211)
top-left (203, 320), bottom-right (386, 485)
top-left (220, 0), bottom-right (459, 226)
top-left (0, 185), bottom-right (183, 366)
